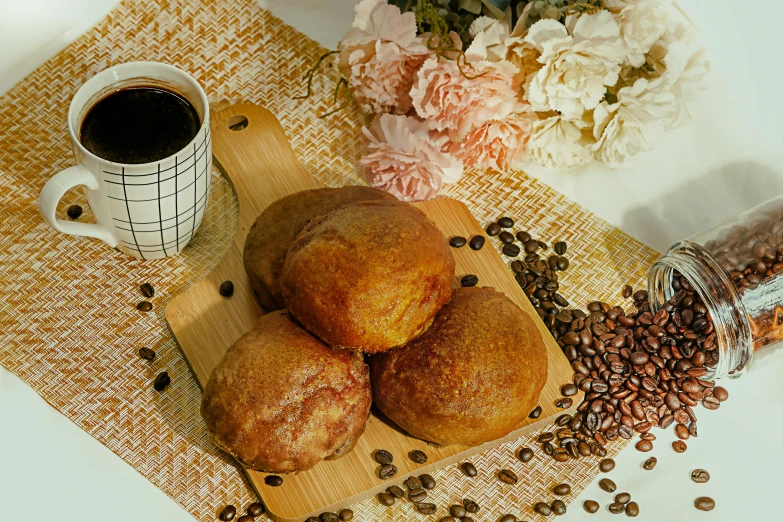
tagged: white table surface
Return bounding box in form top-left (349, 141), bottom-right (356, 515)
top-left (1, 1), bottom-right (782, 520)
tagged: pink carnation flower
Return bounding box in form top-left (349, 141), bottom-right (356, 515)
top-left (338, 0), bottom-right (432, 114)
top-left (360, 114), bottom-right (463, 201)
top-left (449, 110), bottom-right (538, 171)
top-left (410, 57), bottom-right (525, 141)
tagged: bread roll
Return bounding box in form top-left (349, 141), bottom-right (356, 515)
top-left (280, 199), bottom-right (455, 353)
top-left (201, 311), bottom-right (372, 472)
top-left (243, 186), bottom-right (395, 311)
top-left (369, 287), bottom-right (548, 446)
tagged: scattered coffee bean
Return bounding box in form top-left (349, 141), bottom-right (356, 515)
top-left (463, 498), bottom-right (479, 513)
top-left (608, 503), bottom-right (625, 514)
top-left (320, 513), bottom-right (338, 522)
top-left (461, 517), bottom-right (475, 522)
top-left (529, 406), bottom-right (542, 419)
top-left (689, 422), bottom-right (698, 437)
top-left (138, 347), bottom-right (156, 360)
top-left (461, 274), bottom-right (479, 287)
top-left (408, 488), bottom-right (427, 502)
top-left (404, 476), bottom-right (422, 490)
top-left (498, 469), bottom-right (518, 485)
top-left (219, 505), bottom-right (237, 521)
top-left (153, 371), bottom-right (170, 391)
top-left (440, 517), bottom-right (457, 522)
top-left (625, 501), bottom-right (640, 517)
top-left (702, 396), bottom-right (721, 410)
top-left (67, 204), bottom-right (83, 219)
top-left (694, 497), bottom-right (715, 511)
top-left (556, 397), bottom-right (573, 409)
top-left (516, 231), bottom-right (532, 242)
top-left (486, 223), bottom-right (501, 236)
top-left (338, 508), bottom-right (353, 521)
top-left (449, 236), bottom-right (467, 248)
top-left (139, 283), bottom-right (155, 298)
top-left (519, 447), bottom-right (534, 463)
top-left (672, 440), bottom-right (688, 453)
top-left (622, 285), bottom-right (633, 298)
top-left (538, 432), bottom-right (555, 443)
top-left (377, 492), bottom-right (395, 506)
top-left (691, 469), bottom-right (710, 483)
top-left (553, 483), bottom-right (571, 495)
top-left (642, 457), bottom-right (657, 470)
top-left (561, 383), bottom-right (578, 397)
top-left (386, 486), bottom-right (404, 498)
top-left (374, 449), bottom-right (393, 465)
top-left (378, 464), bottom-right (397, 479)
top-left (306, 518), bottom-right (319, 522)
top-left (554, 241), bottom-right (567, 255)
top-left (499, 231), bottom-right (515, 244)
top-left (219, 281), bottom-right (234, 297)
top-left (713, 386), bottom-right (729, 402)
top-left (675, 424), bottom-right (690, 440)
top-left (635, 439), bottom-right (653, 452)
top-left (247, 502), bottom-right (264, 516)
top-left (416, 503), bottom-right (436, 515)
top-left (460, 462), bottom-right (477, 477)
top-left (599, 478), bottom-right (617, 492)
top-left (137, 301), bottom-right (153, 312)
top-left (583, 500), bottom-right (600, 514)
top-left (533, 502), bottom-right (552, 516)
top-left (469, 235), bottom-right (486, 250)
top-left (264, 475), bottom-right (283, 487)
top-left (503, 243), bottom-right (521, 257)
top-left (499, 515), bottom-right (517, 522)
top-left (449, 504), bottom-right (467, 518)
top-left (615, 493), bottom-right (631, 504)
top-left (419, 474), bottom-right (436, 490)
top-left (551, 499), bottom-right (567, 515)
top-left (409, 449), bottom-right (428, 463)
top-left (237, 516), bottom-right (254, 522)
top-left (599, 458), bottom-right (615, 472)
top-left (498, 217), bottom-right (514, 228)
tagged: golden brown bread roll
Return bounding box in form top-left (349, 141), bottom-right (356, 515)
top-left (243, 186), bottom-right (395, 311)
top-left (369, 287), bottom-right (548, 446)
top-left (280, 199), bottom-right (455, 353)
top-left (200, 311), bottom-right (372, 472)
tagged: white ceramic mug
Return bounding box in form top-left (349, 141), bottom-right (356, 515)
top-left (39, 62), bottom-right (211, 260)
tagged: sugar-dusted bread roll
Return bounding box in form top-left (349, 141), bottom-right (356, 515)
top-left (200, 311), bottom-right (372, 472)
top-left (280, 199), bottom-right (455, 353)
top-left (243, 186), bottom-right (395, 311)
top-left (369, 287), bottom-right (548, 446)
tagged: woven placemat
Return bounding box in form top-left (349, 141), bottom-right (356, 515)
top-left (0, 0), bottom-right (660, 520)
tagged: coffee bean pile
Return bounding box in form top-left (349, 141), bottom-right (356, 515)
top-left (516, 274), bottom-right (730, 458)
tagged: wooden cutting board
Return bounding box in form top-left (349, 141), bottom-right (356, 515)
top-left (166, 104), bottom-right (583, 521)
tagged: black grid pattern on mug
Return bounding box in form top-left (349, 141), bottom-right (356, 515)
top-left (104, 126), bottom-right (211, 259)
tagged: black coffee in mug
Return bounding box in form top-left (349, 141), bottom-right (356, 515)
top-left (79, 86), bottom-right (200, 164)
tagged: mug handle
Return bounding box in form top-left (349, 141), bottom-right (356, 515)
top-left (39, 166), bottom-right (118, 247)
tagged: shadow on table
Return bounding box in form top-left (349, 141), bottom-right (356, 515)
top-left (621, 160), bottom-right (783, 252)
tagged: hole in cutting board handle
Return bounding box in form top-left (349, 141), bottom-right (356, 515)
top-left (227, 115), bottom-right (249, 131)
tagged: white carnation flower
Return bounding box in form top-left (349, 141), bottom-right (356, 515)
top-left (528, 114), bottom-right (594, 169)
top-left (525, 11), bottom-right (625, 119)
top-left (592, 77), bottom-right (679, 168)
top-left (660, 40), bottom-right (710, 128)
top-left (465, 16), bottom-right (511, 62)
top-left (604, 0), bottom-right (670, 67)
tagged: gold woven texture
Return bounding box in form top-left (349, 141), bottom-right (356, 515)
top-left (0, 0), bottom-right (660, 520)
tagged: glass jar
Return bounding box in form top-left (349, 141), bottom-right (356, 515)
top-left (648, 195), bottom-right (783, 380)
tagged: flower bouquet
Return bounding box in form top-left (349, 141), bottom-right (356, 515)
top-left (299, 0), bottom-right (708, 201)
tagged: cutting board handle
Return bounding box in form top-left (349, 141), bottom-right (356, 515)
top-left (211, 103), bottom-right (323, 251)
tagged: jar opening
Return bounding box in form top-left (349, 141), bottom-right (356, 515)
top-left (648, 241), bottom-right (754, 379)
